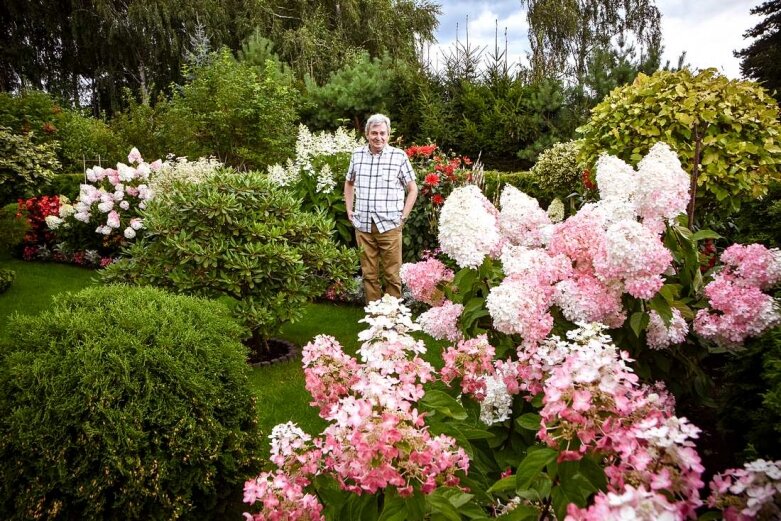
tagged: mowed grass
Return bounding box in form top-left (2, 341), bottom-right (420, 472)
top-left (0, 255), bottom-right (447, 443)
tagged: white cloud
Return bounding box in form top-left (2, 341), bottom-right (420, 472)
top-left (434, 0), bottom-right (760, 79)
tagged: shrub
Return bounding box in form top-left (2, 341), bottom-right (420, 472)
top-left (161, 48), bottom-right (298, 170)
top-left (43, 173), bottom-right (84, 200)
top-left (0, 268), bottom-right (14, 293)
top-left (100, 170), bottom-right (358, 355)
top-left (482, 169), bottom-right (551, 207)
top-left (530, 139), bottom-right (583, 196)
top-left (0, 285), bottom-right (262, 520)
top-left (0, 203), bottom-right (28, 253)
top-left (0, 126), bottom-right (60, 206)
top-left (56, 108), bottom-right (124, 170)
top-left (578, 69), bottom-right (781, 225)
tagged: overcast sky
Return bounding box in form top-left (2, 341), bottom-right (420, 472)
top-left (430, 0), bottom-right (760, 79)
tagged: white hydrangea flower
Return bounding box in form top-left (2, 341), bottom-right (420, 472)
top-left (439, 185), bottom-right (501, 269)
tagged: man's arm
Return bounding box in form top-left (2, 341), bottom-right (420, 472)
top-left (344, 179), bottom-right (355, 222)
top-left (401, 180), bottom-right (418, 222)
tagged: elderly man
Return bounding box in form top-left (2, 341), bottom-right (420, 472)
top-left (345, 113), bottom-right (418, 303)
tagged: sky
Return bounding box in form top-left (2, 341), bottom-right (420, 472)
top-left (430, 0), bottom-right (760, 79)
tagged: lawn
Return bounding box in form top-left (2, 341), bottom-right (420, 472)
top-left (0, 254), bottom-right (445, 441)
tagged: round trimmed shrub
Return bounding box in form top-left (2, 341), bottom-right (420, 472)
top-left (530, 140), bottom-right (582, 196)
top-left (0, 285), bottom-right (262, 520)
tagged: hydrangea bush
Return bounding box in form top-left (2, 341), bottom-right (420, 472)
top-left (388, 141), bottom-right (780, 518)
top-left (403, 144), bottom-right (476, 262)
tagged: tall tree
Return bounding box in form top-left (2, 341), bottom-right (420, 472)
top-left (243, 0), bottom-right (440, 83)
top-left (0, 0), bottom-right (251, 114)
top-left (735, 0), bottom-right (781, 96)
top-left (519, 0), bottom-right (662, 86)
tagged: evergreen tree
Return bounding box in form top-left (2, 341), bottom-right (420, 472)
top-left (735, 0), bottom-right (781, 97)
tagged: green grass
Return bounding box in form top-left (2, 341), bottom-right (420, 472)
top-left (0, 252), bottom-right (98, 340)
top-left (0, 255), bottom-right (448, 444)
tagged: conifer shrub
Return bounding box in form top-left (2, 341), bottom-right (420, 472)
top-left (0, 285), bottom-right (262, 520)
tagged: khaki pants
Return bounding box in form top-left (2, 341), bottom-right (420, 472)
top-left (356, 223), bottom-right (402, 303)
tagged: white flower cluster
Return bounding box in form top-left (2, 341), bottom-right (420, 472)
top-left (268, 125), bottom-right (363, 194)
top-left (595, 142), bottom-right (690, 233)
top-left (358, 295), bottom-right (424, 367)
top-left (148, 155), bottom-right (223, 194)
top-left (478, 368), bottom-right (514, 425)
top-left (438, 185), bottom-right (501, 269)
top-left (269, 421), bottom-right (312, 461)
top-left (646, 309), bottom-right (689, 350)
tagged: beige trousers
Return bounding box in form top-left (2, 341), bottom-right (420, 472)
top-left (355, 223), bottom-right (402, 303)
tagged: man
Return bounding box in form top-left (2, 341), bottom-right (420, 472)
top-left (345, 113), bottom-right (418, 303)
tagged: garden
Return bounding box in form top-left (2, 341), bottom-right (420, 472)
top-left (2, 3), bottom-right (781, 519)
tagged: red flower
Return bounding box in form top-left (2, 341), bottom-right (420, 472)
top-left (581, 169), bottom-right (596, 191)
top-left (424, 172), bottom-right (440, 187)
top-left (432, 194), bottom-right (445, 206)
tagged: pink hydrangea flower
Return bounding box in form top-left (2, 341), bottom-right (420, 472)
top-left (400, 258), bottom-right (454, 305)
top-left (646, 309), bottom-right (689, 350)
top-left (417, 300), bottom-right (464, 342)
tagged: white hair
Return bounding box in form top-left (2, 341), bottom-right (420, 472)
top-left (365, 113), bottom-right (391, 134)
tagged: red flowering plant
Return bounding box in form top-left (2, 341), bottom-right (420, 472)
top-left (403, 144), bottom-right (475, 262)
top-left (16, 195), bottom-right (59, 260)
top-left (15, 194), bottom-right (116, 268)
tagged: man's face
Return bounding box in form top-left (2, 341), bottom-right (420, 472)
top-left (366, 122), bottom-right (389, 153)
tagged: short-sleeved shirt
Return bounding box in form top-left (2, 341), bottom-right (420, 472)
top-left (347, 144), bottom-right (416, 233)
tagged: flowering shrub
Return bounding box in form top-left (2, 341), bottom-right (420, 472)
top-left (403, 144), bottom-right (475, 262)
top-left (16, 194), bottom-right (59, 256)
top-left (267, 125), bottom-right (363, 247)
top-left (707, 459), bottom-right (781, 520)
top-left (243, 296), bottom-right (470, 520)
top-left (146, 154), bottom-right (223, 194)
top-left (390, 140), bottom-right (781, 518)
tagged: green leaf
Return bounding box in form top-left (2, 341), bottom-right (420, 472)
top-left (426, 492), bottom-right (461, 521)
top-left (515, 413), bottom-right (542, 432)
top-left (420, 390), bottom-right (468, 420)
top-left (516, 448), bottom-right (558, 490)
top-left (487, 475), bottom-right (518, 494)
top-left (378, 493), bottom-right (406, 521)
top-left (691, 229), bottom-right (722, 242)
top-left (629, 311), bottom-right (649, 337)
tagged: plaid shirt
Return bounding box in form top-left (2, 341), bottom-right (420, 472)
top-left (347, 145), bottom-right (416, 233)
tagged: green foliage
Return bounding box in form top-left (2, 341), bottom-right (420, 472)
top-left (302, 52), bottom-right (397, 130)
top-left (42, 173), bottom-right (84, 200)
top-left (100, 169), bottom-right (358, 347)
top-left (578, 69), bottom-right (781, 223)
top-left (55, 108), bottom-right (124, 170)
top-left (727, 180), bottom-right (781, 248)
top-left (0, 204), bottom-right (28, 253)
top-left (0, 284), bottom-right (261, 520)
top-left (717, 326), bottom-right (781, 461)
top-left (482, 170), bottom-right (552, 208)
top-left (530, 140), bottom-right (582, 196)
top-left (162, 48), bottom-right (299, 170)
top-left (0, 268), bottom-right (14, 293)
top-left (0, 126), bottom-right (60, 206)
top-left (109, 91), bottom-right (169, 161)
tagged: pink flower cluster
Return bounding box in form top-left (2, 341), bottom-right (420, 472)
top-left (244, 297), bottom-right (469, 520)
top-left (529, 324), bottom-right (704, 517)
top-left (66, 147), bottom-right (161, 240)
top-left (417, 300), bottom-right (464, 341)
top-left (400, 257), bottom-right (454, 305)
top-left (694, 244), bottom-right (781, 348)
top-left (646, 309), bottom-right (689, 350)
top-left (707, 459), bottom-right (781, 520)
top-left (565, 484), bottom-right (679, 521)
top-left (440, 335), bottom-right (495, 397)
